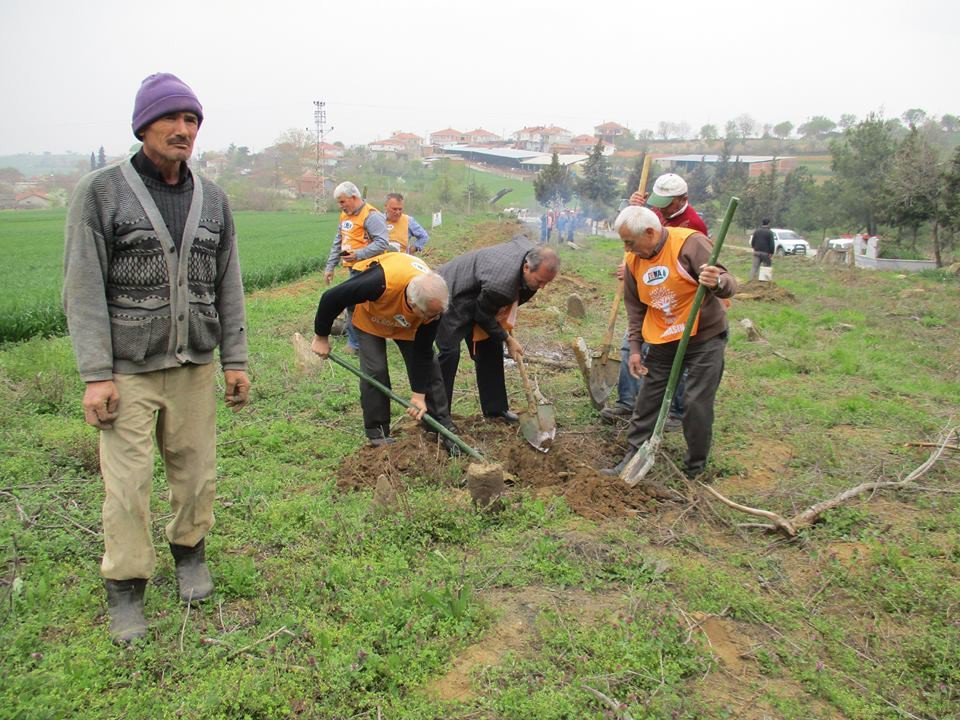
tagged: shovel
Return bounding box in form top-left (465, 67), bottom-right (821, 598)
top-left (325, 350), bottom-right (485, 461)
top-left (514, 352), bottom-right (555, 452)
top-left (579, 154), bottom-right (652, 409)
top-left (621, 196), bottom-right (740, 487)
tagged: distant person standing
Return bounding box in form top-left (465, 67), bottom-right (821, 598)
top-left (750, 219), bottom-right (775, 280)
top-left (323, 182), bottom-right (392, 353)
top-left (63, 73), bottom-right (250, 644)
top-left (539, 212), bottom-right (548, 244)
top-left (384, 192), bottom-right (430, 254)
top-left (566, 211), bottom-right (575, 243)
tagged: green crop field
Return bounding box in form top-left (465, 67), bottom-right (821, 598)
top-left (0, 209), bottom-right (340, 343)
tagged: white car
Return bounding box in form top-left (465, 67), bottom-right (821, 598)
top-left (771, 228), bottom-right (810, 256)
top-left (827, 237), bottom-right (854, 251)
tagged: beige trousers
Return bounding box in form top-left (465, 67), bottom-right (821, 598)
top-left (99, 364), bottom-right (217, 580)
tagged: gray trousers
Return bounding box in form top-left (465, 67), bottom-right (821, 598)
top-left (356, 327), bottom-right (453, 440)
top-left (625, 333), bottom-right (727, 476)
top-left (751, 251), bottom-right (772, 280)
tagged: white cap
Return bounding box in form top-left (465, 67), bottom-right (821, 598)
top-left (648, 173), bottom-right (688, 208)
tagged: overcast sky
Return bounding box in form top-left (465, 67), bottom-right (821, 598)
top-left (2, 0), bottom-right (957, 157)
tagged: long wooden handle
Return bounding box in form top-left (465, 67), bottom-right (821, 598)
top-left (599, 155), bottom-right (653, 364)
top-left (638, 154), bottom-right (652, 200)
top-left (514, 352), bottom-right (539, 413)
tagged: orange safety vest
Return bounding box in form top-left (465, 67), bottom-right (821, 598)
top-left (472, 302), bottom-right (518, 342)
top-left (386, 213), bottom-right (410, 252)
top-left (339, 202), bottom-right (379, 268)
top-left (624, 227), bottom-right (700, 344)
top-left (350, 253), bottom-right (433, 340)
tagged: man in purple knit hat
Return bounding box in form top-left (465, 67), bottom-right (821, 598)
top-left (63, 73), bottom-right (251, 644)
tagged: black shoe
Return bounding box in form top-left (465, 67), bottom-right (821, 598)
top-left (440, 434), bottom-right (462, 457)
top-left (369, 437), bottom-right (396, 447)
top-left (104, 578), bottom-right (147, 644)
top-left (665, 415), bottom-right (683, 432)
top-left (600, 405), bottom-right (632, 423)
top-left (170, 539), bottom-right (214, 603)
top-left (600, 452), bottom-right (635, 477)
top-left (485, 410), bottom-right (519, 424)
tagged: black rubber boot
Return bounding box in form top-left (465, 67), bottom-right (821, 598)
top-left (104, 578), bottom-right (147, 644)
top-left (170, 539), bottom-right (214, 603)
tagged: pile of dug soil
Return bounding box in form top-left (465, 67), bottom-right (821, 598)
top-left (735, 281), bottom-right (796, 302)
top-left (335, 416), bottom-right (682, 519)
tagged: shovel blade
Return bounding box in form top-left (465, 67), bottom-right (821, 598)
top-left (620, 437), bottom-right (660, 487)
top-left (520, 404), bottom-right (556, 453)
top-left (587, 357), bottom-right (620, 409)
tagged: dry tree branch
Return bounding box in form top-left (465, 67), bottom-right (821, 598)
top-left (581, 685), bottom-right (635, 720)
top-left (701, 426), bottom-right (958, 538)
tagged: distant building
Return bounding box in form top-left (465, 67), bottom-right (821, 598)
top-left (659, 154), bottom-right (797, 178)
top-left (369, 132), bottom-right (423, 157)
top-left (594, 121), bottom-right (630, 144)
top-left (15, 190), bottom-right (51, 209)
top-left (430, 128), bottom-right (465, 146)
top-left (464, 128), bottom-right (501, 144)
top-left (512, 125), bottom-right (573, 153)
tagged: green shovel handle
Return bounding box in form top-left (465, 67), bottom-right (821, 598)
top-left (651, 196), bottom-right (740, 437)
top-left (327, 350), bottom-right (485, 461)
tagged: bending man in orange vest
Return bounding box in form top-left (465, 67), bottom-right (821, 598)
top-left (601, 206), bottom-right (737, 479)
top-left (312, 252), bottom-right (460, 455)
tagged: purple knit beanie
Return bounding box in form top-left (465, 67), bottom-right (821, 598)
top-left (131, 73), bottom-right (204, 139)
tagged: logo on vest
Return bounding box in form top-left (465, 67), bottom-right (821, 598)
top-left (411, 260), bottom-right (429, 274)
top-left (341, 220), bottom-right (354, 231)
top-left (386, 223), bottom-right (395, 232)
top-left (393, 314), bottom-right (411, 328)
top-left (643, 265), bottom-right (670, 286)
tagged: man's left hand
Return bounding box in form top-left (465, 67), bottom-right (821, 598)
top-left (224, 370), bottom-right (251, 411)
top-left (407, 393), bottom-right (427, 420)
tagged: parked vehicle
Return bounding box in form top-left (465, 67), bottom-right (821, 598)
top-left (771, 228), bottom-right (810, 255)
top-left (827, 237), bottom-right (854, 250)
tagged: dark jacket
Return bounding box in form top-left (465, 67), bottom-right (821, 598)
top-left (436, 234), bottom-right (537, 344)
top-left (751, 226), bottom-right (775, 254)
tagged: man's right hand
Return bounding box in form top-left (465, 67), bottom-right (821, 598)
top-left (505, 335), bottom-right (523, 360)
top-left (628, 352), bottom-right (648, 379)
top-left (311, 335), bottom-right (331, 358)
top-left (83, 380), bottom-right (120, 429)
top-left (629, 191), bottom-right (648, 206)
top-left (615, 262), bottom-right (625, 280)
top-left (324, 270), bottom-right (334, 285)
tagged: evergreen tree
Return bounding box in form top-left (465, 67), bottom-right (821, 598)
top-left (939, 145), bottom-right (960, 252)
top-left (884, 126), bottom-right (939, 249)
top-left (533, 153), bottom-right (573, 209)
top-left (830, 113), bottom-right (896, 236)
top-left (576, 141), bottom-right (618, 220)
top-left (97, 146), bottom-right (106, 169)
top-left (89, 152), bottom-right (96, 171)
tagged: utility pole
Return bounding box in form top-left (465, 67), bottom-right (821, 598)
top-left (312, 100), bottom-right (333, 214)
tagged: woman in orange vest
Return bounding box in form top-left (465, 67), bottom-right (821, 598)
top-left (602, 206), bottom-right (737, 479)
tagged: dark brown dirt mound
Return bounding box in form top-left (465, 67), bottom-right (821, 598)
top-left (735, 281), bottom-right (797, 302)
top-left (334, 415), bottom-right (683, 519)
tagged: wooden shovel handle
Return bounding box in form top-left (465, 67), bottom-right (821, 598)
top-left (514, 351), bottom-right (539, 413)
top-left (599, 155), bottom-right (651, 363)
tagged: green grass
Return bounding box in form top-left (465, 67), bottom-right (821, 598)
top-left (2, 222), bottom-right (960, 718)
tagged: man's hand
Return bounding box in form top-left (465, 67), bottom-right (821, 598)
top-left (615, 262), bottom-right (625, 280)
top-left (698, 264), bottom-right (723, 290)
top-left (224, 370), bottom-right (251, 411)
top-left (505, 335), bottom-right (524, 361)
top-left (628, 352), bottom-right (648, 379)
top-left (311, 335), bottom-right (331, 358)
top-left (407, 392), bottom-right (427, 420)
top-left (629, 191), bottom-right (648, 206)
top-left (324, 270), bottom-right (334, 285)
top-left (83, 380), bottom-right (120, 429)
top-left (340, 251), bottom-right (357, 264)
